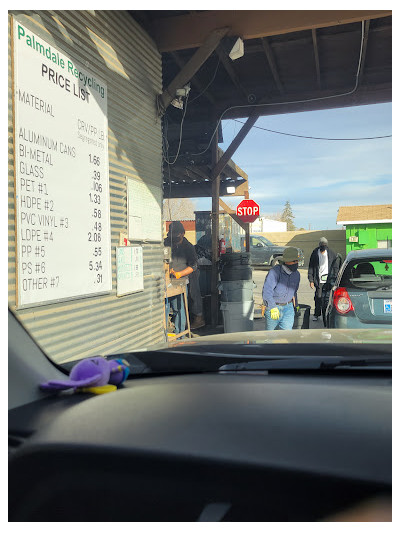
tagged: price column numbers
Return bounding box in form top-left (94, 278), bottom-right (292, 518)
top-left (89, 154), bottom-right (100, 165)
top-left (88, 153), bottom-right (105, 284)
top-left (89, 193), bottom-right (101, 204)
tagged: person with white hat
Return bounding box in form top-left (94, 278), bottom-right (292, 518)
top-left (308, 237), bottom-right (339, 325)
top-left (262, 247), bottom-right (301, 330)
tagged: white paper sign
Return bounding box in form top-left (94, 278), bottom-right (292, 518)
top-left (127, 177), bottom-right (162, 242)
top-left (13, 20), bottom-right (112, 307)
top-left (116, 246), bottom-right (144, 296)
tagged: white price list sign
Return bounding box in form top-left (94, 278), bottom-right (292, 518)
top-left (13, 20), bottom-right (112, 307)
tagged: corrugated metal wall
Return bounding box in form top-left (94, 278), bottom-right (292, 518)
top-left (8, 10), bottom-right (165, 363)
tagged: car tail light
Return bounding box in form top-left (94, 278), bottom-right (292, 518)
top-left (333, 287), bottom-right (354, 314)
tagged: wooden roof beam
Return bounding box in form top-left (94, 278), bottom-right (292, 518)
top-left (211, 113), bottom-right (259, 181)
top-left (172, 165), bottom-right (208, 183)
top-left (214, 82), bottom-right (392, 120)
top-left (219, 198), bottom-right (248, 230)
top-left (158, 26), bottom-right (229, 112)
top-left (209, 81), bottom-right (279, 181)
top-left (261, 37), bottom-right (285, 95)
top-left (311, 29), bottom-right (321, 90)
top-left (217, 147), bottom-right (248, 180)
top-left (359, 19), bottom-right (371, 84)
top-left (163, 179), bottom-right (247, 199)
top-left (215, 44), bottom-right (249, 101)
top-left (150, 10), bottom-right (391, 52)
top-left (163, 183), bottom-right (212, 198)
top-left (170, 51), bottom-right (216, 106)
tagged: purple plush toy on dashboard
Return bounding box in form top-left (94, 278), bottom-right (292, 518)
top-left (40, 356), bottom-right (130, 394)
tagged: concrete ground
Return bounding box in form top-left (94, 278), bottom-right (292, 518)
top-left (192, 265), bottom-right (324, 338)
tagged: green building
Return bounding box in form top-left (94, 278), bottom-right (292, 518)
top-left (337, 204), bottom-right (392, 257)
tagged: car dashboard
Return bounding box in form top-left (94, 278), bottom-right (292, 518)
top-left (9, 368), bottom-right (391, 521)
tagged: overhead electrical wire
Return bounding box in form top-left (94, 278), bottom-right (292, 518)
top-left (164, 96), bottom-right (189, 165)
top-left (162, 57), bottom-right (221, 166)
top-left (188, 57), bottom-right (221, 104)
top-left (233, 119), bottom-right (392, 141)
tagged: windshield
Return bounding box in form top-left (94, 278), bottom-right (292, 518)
top-left (251, 235), bottom-right (274, 247)
top-left (340, 258), bottom-right (392, 291)
top-left (8, 10), bottom-right (392, 370)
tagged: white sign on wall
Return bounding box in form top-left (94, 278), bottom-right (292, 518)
top-left (13, 20), bottom-right (112, 307)
top-left (116, 246), bottom-right (144, 296)
top-left (127, 177), bottom-right (162, 242)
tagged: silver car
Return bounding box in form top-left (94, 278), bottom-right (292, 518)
top-left (326, 248), bottom-right (392, 328)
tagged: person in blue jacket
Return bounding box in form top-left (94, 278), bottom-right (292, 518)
top-left (262, 247), bottom-right (300, 330)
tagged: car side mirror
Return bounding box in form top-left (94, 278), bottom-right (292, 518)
top-left (256, 242), bottom-right (263, 248)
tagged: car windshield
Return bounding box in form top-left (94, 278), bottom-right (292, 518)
top-left (8, 12), bottom-right (393, 525)
top-left (253, 236), bottom-right (274, 246)
top-left (7, 9), bottom-right (392, 372)
top-left (341, 259), bottom-right (392, 291)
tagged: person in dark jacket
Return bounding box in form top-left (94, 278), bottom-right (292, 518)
top-left (164, 221), bottom-right (204, 333)
top-left (308, 237), bottom-right (340, 325)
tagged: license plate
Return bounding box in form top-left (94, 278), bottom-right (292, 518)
top-left (384, 300), bottom-right (392, 313)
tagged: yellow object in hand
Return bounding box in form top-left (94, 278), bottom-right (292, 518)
top-left (173, 270), bottom-right (182, 279)
top-left (270, 307), bottom-right (280, 320)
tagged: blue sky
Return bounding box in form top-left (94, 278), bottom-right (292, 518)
top-left (193, 102), bottom-right (392, 230)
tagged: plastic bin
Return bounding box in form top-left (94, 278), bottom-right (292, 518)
top-left (220, 300), bottom-right (254, 333)
top-left (219, 280), bottom-right (255, 302)
top-left (293, 304), bottom-right (311, 329)
top-left (220, 252), bottom-right (252, 281)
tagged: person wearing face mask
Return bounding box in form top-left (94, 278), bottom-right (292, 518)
top-left (262, 247), bottom-right (300, 331)
top-left (308, 237), bottom-right (339, 325)
top-left (164, 221), bottom-right (204, 334)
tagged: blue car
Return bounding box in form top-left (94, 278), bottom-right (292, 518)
top-left (326, 248), bottom-right (392, 329)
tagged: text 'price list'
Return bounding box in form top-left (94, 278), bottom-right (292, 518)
top-left (14, 21), bottom-right (111, 307)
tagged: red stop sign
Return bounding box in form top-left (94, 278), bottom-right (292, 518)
top-left (236, 199), bottom-right (260, 223)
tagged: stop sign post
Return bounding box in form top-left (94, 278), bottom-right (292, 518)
top-left (236, 199), bottom-right (260, 223)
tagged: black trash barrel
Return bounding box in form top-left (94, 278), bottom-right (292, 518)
top-left (293, 304), bottom-right (311, 329)
top-left (219, 253), bottom-right (254, 332)
top-left (219, 252), bottom-right (252, 281)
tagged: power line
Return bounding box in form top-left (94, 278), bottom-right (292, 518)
top-left (233, 119), bottom-right (392, 141)
top-left (189, 57), bottom-right (220, 104)
top-left (164, 96), bottom-right (189, 165)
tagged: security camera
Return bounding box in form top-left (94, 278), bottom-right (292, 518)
top-left (176, 84), bottom-right (191, 98)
